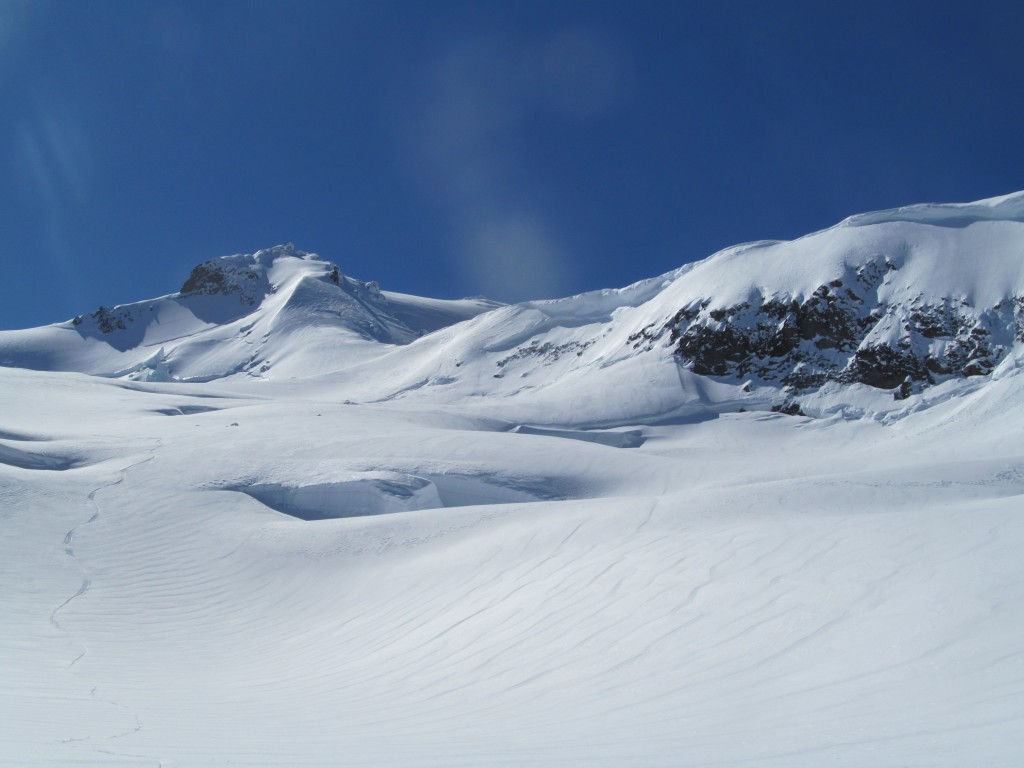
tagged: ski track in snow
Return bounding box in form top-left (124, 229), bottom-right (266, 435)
top-left (45, 450), bottom-right (159, 762)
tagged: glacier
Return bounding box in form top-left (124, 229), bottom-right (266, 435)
top-left (1, 194), bottom-right (1023, 766)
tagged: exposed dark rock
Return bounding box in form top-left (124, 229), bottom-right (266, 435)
top-left (894, 377), bottom-right (913, 401)
top-left (497, 339), bottom-right (595, 369)
top-left (840, 345), bottom-right (930, 389)
top-left (631, 256), bottom-right (1021, 396)
top-left (182, 263), bottom-right (227, 295)
top-left (92, 305), bottom-right (129, 334)
top-left (180, 261), bottom-right (263, 304)
top-left (963, 358), bottom-right (994, 377)
top-left (771, 401), bottom-right (805, 416)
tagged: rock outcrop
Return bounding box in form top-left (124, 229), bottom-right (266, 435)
top-left (629, 256), bottom-right (1023, 395)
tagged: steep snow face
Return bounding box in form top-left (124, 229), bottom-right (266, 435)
top-left (0, 245), bottom-right (500, 382)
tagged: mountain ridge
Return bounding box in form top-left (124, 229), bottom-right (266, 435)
top-left (0, 244), bottom-right (501, 382)
top-left (1, 193), bottom-right (1022, 422)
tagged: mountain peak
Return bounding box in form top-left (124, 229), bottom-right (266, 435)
top-left (179, 244), bottom-right (325, 305)
top-left (0, 244), bottom-right (499, 382)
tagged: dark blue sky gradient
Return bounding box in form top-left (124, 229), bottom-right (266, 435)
top-left (3, 1), bottom-right (1023, 328)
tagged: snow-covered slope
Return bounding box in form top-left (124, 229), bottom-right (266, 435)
top-left (2, 353), bottom-right (1023, 766)
top-left (0, 244), bottom-right (501, 382)
top-left (2, 193), bottom-right (1024, 766)
top-left (3, 195), bottom-right (1022, 425)
top-left (296, 192), bottom-right (1024, 426)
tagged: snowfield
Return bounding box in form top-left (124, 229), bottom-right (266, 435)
top-left (2, 194), bottom-right (1024, 766)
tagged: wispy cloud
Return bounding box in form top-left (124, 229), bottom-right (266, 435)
top-left (13, 93), bottom-right (95, 310)
top-left (17, 124), bottom-right (60, 213)
top-left (15, 93), bottom-right (94, 212)
top-left (467, 211), bottom-right (565, 301)
top-left (400, 27), bottom-right (630, 302)
top-left (25, 111), bottom-right (92, 206)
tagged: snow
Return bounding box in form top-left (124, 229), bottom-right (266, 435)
top-left (2, 364), bottom-right (1022, 766)
top-left (2, 194), bottom-right (1024, 765)
top-left (0, 247), bottom-right (499, 382)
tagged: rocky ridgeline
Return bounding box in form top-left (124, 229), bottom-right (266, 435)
top-left (630, 257), bottom-right (1024, 398)
top-left (72, 246), bottom-right (353, 336)
top-left (73, 304), bottom-right (132, 333)
top-left (179, 260), bottom-right (269, 305)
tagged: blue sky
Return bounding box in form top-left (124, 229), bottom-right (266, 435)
top-left (3, 0), bottom-right (1023, 329)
